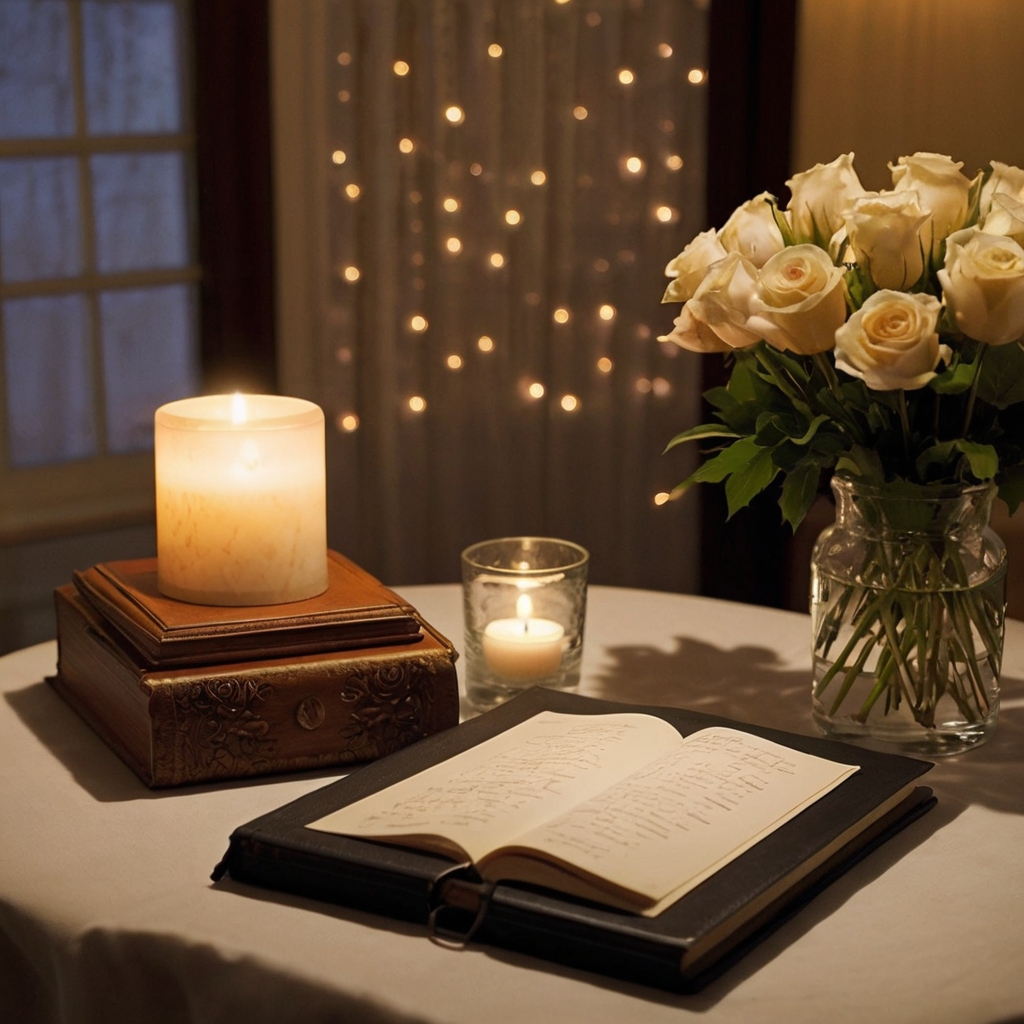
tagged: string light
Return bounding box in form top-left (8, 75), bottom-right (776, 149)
top-left (660, 119), bottom-right (674, 133)
top-left (489, 252), bottom-right (505, 268)
top-left (560, 394), bottom-right (579, 412)
top-left (530, 170), bottom-right (547, 185)
top-left (527, 382), bottom-right (545, 399)
top-left (594, 258), bottom-right (609, 272)
top-left (411, 252), bottom-right (425, 266)
top-left (345, 183), bottom-right (361, 199)
top-left (337, 413), bottom-right (360, 432)
top-left (488, 43), bottom-right (503, 57)
top-left (442, 196), bottom-right (460, 212)
top-left (617, 68), bottom-right (635, 85)
top-left (688, 68), bottom-right (706, 84)
top-left (470, 162), bottom-right (483, 175)
top-left (393, 60), bottom-right (410, 76)
top-left (654, 492), bottom-right (671, 506)
top-left (665, 154), bottom-right (684, 170)
top-left (553, 307), bottom-right (570, 324)
top-left (410, 219), bottom-right (423, 233)
top-left (445, 105), bottom-right (465, 124)
top-left (446, 236), bottom-right (463, 253)
top-left (337, 52), bottom-right (351, 65)
top-left (343, 265), bottom-right (360, 282)
top-left (636, 378), bottom-right (652, 394)
top-left (652, 377), bottom-right (671, 397)
top-left (446, 355), bottom-right (464, 370)
top-left (331, 150), bottom-right (346, 165)
top-left (410, 190), bottom-right (422, 203)
top-left (585, 11), bottom-right (601, 25)
top-left (477, 335), bottom-right (495, 352)
top-left (658, 43), bottom-right (673, 58)
top-left (505, 209), bottom-right (521, 225)
top-left (573, 105), bottom-right (588, 120)
top-left (408, 396), bottom-right (427, 412)
top-left (338, 90), bottom-right (350, 103)
top-left (525, 292), bottom-right (541, 306)
top-left (624, 156), bottom-right (644, 175)
top-left (410, 315), bottom-right (428, 332)
top-left (399, 137), bottom-right (414, 153)
top-left (599, 304), bottom-right (616, 321)
top-left (655, 205), bottom-right (677, 223)
top-left (597, 357), bottom-right (613, 373)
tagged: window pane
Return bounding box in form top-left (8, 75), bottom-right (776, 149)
top-left (100, 285), bottom-right (198, 453)
top-left (3, 294), bottom-right (96, 466)
top-left (91, 151), bottom-right (188, 272)
top-left (0, 1), bottom-right (75, 139)
top-left (82, 0), bottom-right (182, 135)
top-left (0, 157), bottom-right (82, 282)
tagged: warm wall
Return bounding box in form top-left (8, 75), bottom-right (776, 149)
top-left (793, 0), bottom-right (1024, 188)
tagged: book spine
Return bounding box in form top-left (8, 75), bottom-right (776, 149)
top-left (52, 585), bottom-right (156, 784)
top-left (147, 644), bottom-right (460, 786)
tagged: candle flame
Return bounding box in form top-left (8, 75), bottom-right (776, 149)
top-left (516, 593), bottom-right (534, 621)
top-left (230, 392), bottom-right (247, 424)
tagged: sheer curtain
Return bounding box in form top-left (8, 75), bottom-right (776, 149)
top-left (272, 0), bottom-right (708, 590)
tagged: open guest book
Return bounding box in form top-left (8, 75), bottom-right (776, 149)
top-left (214, 689), bottom-right (935, 992)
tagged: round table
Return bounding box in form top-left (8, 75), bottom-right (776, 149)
top-left (2, 585), bottom-right (1023, 1023)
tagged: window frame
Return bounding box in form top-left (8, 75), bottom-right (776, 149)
top-left (0, 0), bottom-right (276, 544)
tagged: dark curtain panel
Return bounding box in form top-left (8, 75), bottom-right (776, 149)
top-left (700, 0), bottom-right (799, 608)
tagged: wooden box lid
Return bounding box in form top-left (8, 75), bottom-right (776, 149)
top-left (73, 550), bottom-right (424, 669)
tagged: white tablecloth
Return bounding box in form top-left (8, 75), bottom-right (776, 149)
top-left (2, 585), bottom-right (1023, 1024)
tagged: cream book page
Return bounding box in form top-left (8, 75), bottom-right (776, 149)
top-left (490, 727), bottom-right (858, 915)
top-left (306, 711), bottom-right (684, 863)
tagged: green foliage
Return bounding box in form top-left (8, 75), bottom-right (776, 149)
top-left (666, 335), bottom-right (1024, 531)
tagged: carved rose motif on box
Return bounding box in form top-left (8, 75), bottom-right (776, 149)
top-left (164, 677), bottom-right (277, 781)
top-left (337, 658), bottom-right (441, 763)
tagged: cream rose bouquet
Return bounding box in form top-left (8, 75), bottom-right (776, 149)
top-left (661, 153), bottom-right (1024, 750)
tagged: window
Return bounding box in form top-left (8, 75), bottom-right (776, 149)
top-left (0, 0), bottom-right (199, 540)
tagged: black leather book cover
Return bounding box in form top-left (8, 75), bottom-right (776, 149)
top-left (213, 688), bottom-right (934, 992)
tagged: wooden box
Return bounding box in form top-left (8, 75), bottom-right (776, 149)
top-left (52, 553), bottom-right (459, 787)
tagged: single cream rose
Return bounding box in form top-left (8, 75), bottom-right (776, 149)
top-left (982, 192), bottom-right (1024, 248)
top-left (747, 244), bottom-right (847, 355)
top-left (834, 290), bottom-right (948, 391)
top-left (786, 153), bottom-right (866, 243)
top-left (665, 253), bottom-right (763, 351)
top-left (658, 303), bottom-right (733, 353)
top-left (938, 227), bottom-right (1024, 345)
top-left (843, 191), bottom-right (931, 290)
top-left (890, 152), bottom-right (976, 250)
top-left (980, 161), bottom-right (1024, 218)
top-left (662, 229), bottom-right (727, 303)
top-left (718, 192), bottom-right (786, 268)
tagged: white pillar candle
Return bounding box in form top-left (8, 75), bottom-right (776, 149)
top-left (482, 593), bottom-right (565, 680)
top-left (155, 394), bottom-right (329, 606)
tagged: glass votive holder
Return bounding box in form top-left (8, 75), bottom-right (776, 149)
top-left (461, 537), bottom-right (589, 712)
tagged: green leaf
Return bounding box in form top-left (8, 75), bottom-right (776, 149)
top-left (725, 444), bottom-right (779, 517)
top-left (930, 358), bottom-right (977, 395)
top-left (915, 440), bottom-right (999, 482)
top-left (767, 196), bottom-right (796, 247)
top-left (663, 422), bottom-right (740, 452)
top-left (686, 436), bottom-right (763, 485)
top-left (998, 462), bottom-right (1024, 515)
top-left (779, 462), bottom-right (821, 531)
top-left (977, 342), bottom-right (1024, 409)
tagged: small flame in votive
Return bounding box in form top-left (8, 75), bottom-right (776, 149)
top-left (231, 392), bottom-right (247, 424)
top-left (516, 593), bottom-right (535, 622)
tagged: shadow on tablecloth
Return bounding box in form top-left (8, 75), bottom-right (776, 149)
top-left (586, 634), bottom-right (1024, 818)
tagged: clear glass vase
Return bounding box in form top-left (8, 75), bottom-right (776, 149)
top-left (810, 476), bottom-right (1006, 755)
